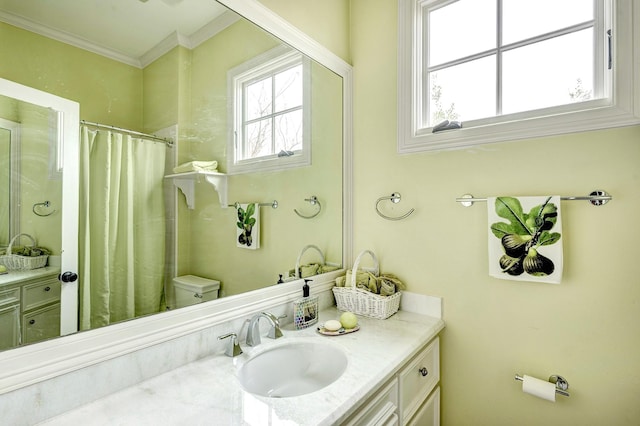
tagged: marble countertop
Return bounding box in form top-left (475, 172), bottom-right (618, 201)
top-left (39, 307), bottom-right (444, 426)
top-left (0, 266), bottom-right (60, 287)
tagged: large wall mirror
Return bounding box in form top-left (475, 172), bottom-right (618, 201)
top-left (0, 0), bottom-right (351, 389)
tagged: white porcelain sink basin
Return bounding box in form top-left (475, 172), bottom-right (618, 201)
top-left (237, 341), bottom-right (348, 398)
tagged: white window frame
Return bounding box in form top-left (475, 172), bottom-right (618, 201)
top-left (227, 45), bottom-right (311, 174)
top-left (397, 0), bottom-right (640, 153)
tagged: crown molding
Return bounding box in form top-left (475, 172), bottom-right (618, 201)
top-left (0, 9), bottom-right (240, 69)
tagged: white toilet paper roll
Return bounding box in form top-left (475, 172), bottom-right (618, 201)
top-left (522, 375), bottom-right (556, 402)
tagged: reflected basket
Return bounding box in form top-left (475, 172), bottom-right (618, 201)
top-left (332, 250), bottom-right (401, 320)
top-left (0, 233), bottom-right (48, 270)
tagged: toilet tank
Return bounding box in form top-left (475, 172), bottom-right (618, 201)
top-left (173, 275), bottom-right (220, 308)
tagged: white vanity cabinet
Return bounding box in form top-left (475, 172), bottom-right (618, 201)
top-left (21, 275), bottom-right (61, 344)
top-left (345, 379), bottom-right (400, 426)
top-left (345, 336), bottom-right (440, 426)
top-left (0, 268), bottom-right (61, 348)
top-left (399, 336), bottom-right (440, 425)
top-left (0, 287), bottom-right (21, 350)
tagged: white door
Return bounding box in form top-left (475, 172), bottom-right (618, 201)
top-left (0, 77), bottom-right (79, 336)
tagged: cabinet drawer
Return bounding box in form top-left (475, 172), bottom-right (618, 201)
top-left (0, 288), bottom-right (20, 308)
top-left (399, 337), bottom-right (439, 424)
top-left (345, 378), bottom-right (399, 426)
top-left (22, 302), bottom-right (61, 344)
top-left (22, 277), bottom-right (60, 311)
top-left (407, 386), bottom-right (440, 426)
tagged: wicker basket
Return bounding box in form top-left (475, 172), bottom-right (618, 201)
top-left (333, 250), bottom-right (401, 319)
top-left (0, 233), bottom-right (48, 270)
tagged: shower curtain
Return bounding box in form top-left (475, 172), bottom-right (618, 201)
top-left (79, 126), bottom-right (166, 330)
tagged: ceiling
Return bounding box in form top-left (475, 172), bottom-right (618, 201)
top-left (0, 0), bottom-right (231, 67)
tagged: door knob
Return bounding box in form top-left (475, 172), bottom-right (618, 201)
top-left (59, 271), bottom-right (78, 283)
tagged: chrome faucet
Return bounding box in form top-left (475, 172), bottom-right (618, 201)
top-left (246, 312), bottom-right (284, 347)
top-left (218, 332), bottom-right (243, 357)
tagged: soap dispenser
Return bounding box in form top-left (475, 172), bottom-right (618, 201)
top-left (293, 279), bottom-right (319, 329)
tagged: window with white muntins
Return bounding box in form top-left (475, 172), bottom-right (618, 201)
top-left (398, 0), bottom-right (640, 153)
top-left (228, 46), bottom-right (311, 174)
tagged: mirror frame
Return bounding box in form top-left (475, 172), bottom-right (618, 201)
top-left (0, 117), bottom-right (21, 245)
top-left (0, 0), bottom-right (352, 394)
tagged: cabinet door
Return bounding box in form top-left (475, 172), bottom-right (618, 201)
top-left (345, 379), bottom-right (399, 426)
top-left (399, 337), bottom-right (440, 424)
top-left (407, 386), bottom-right (440, 426)
top-left (0, 304), bottom-right (21, 350)
top-left (22, 303), bottom-right (61, 345)
top-left (22, 276), bottom-right (61, 311)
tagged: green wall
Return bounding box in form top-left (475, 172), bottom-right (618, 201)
top-left (348, 0), bottom-right (640, 424)
top-left (1, 12), bottom-right (344, 295)
top-left (184, 18), bottom-right (343, 295)
top-left (0, 22), bottom-right (142, 129)
top-left (0, 22), bottom-right (143, 255)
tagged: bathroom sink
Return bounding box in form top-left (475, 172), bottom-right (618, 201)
top-left (237, 341), bottom-right (348, 398)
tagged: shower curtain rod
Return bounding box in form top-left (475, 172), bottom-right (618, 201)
top-left (80, 120), bottom-right (174, 146)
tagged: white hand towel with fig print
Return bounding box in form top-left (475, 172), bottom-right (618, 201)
top-left (488, 196), bottom-right (563, 284)
top-left (236, 203), bottom-right (260, 250)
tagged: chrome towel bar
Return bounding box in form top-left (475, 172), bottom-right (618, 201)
top-left (457, 190), bottom-right (612, 207)
top-left (229, 201), bottom-right (278, 209)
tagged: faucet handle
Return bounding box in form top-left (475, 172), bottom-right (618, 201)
top-left (268, 314), bottom-right (287, 339)
top-left (218, 332), bottom-right (243, 357)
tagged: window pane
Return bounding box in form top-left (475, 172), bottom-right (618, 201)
top-left (428, 56), bottom-right (496, 126)
top-left (246, 77), bottom-right (272, 121)
top-left (502, 29), bottom-right (593, 115)
top-left (274, 110), bottom-right (302, 152)
top-left (245, 119), bottom-right (272, 159)
top-left (275, 65), bottom-right (303, 113)
top-left (428, 0), bottom-right (496, 66)
top-left (503, 0), bottom-right (593, 45)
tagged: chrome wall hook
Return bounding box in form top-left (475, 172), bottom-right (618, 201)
top-left (294, 195), bottom-right (321, 219)
top-left (375, 192), bottom-right (415, 221)
top-left (32, 201), bottom-right (56, 217)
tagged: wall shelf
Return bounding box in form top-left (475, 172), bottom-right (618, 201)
top-left (164, 171), bottom-right (228, 209)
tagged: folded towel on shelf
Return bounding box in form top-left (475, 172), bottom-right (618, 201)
top-left (172, 160), bottom-right (218, 174)
top-left (488, 196), bottom-right (563, 284)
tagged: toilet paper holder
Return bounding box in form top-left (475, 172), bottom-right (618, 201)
top-left (515, 374), bottom-right (570, 397)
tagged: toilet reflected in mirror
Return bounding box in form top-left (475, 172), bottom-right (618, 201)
top-left (172, 275), bottom-right (220, 309)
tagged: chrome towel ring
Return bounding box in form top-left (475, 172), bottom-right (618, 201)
top-left (32, 201), bottom-right (56, 217)
top-left (375, 193), bottom-right (415, 221)
top-left (294, 196), bottom-right (321, 219)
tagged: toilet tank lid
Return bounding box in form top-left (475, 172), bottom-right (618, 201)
top-left (173, 274), bottom-right (220, 290)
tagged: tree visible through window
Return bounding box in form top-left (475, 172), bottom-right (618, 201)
top-left (398, 0), bottom-right (639, 153)
top-left (228, 47), bottom-right (310, 174)
top-left (425, 0), bottom-right (597, 127)
top-left (244, 63), bottom-right (303, 160)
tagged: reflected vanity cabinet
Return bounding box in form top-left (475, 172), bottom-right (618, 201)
top-left (345, 336), bottom-right (441, 426)
top-left (0, 269), bottom-right (61, 350)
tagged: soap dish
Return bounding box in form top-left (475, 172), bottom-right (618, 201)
top-left (317, 325), bottom-right (360, 336)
